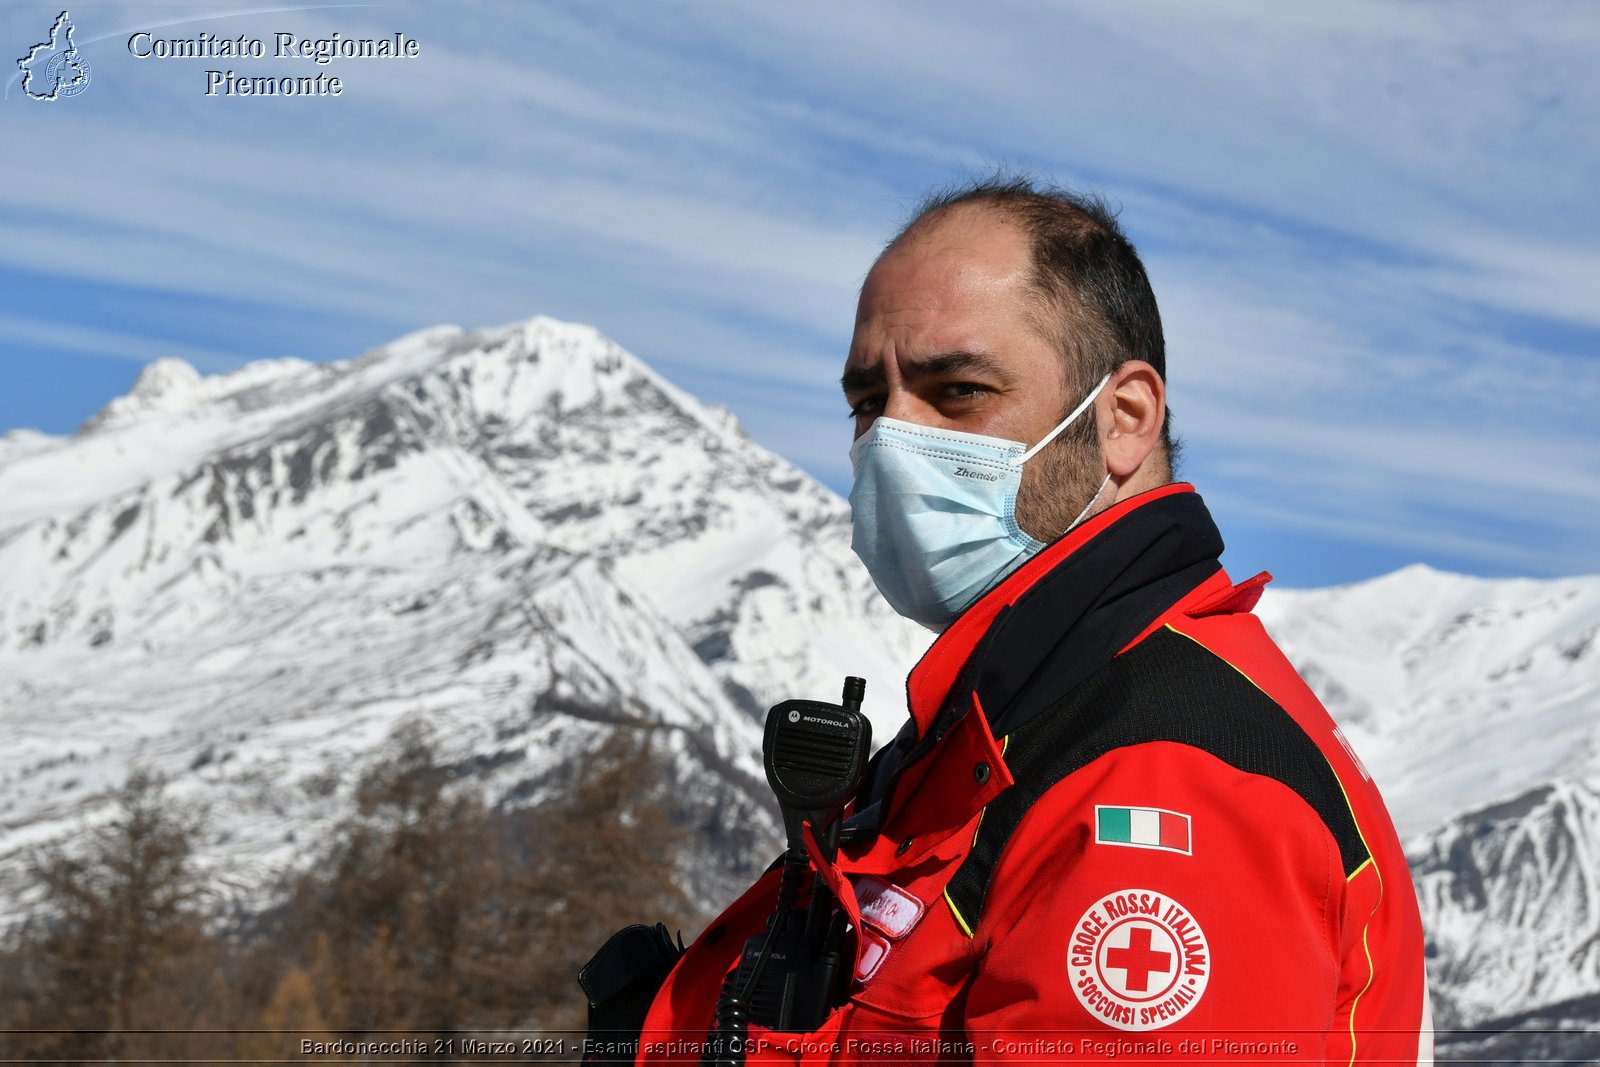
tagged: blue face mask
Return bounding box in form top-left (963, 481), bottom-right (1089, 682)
top-left (848, 375), bottom-right (1111, 631)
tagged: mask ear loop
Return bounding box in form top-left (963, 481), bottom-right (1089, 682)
top-left (1010, 373), bottom-right (1112, 466)
top-left (1065, 473), bottom-right (1114, 532)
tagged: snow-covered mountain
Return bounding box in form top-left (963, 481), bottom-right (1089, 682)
top-left (1257, 566), bottom-right (1600, 842)
top-left (1257, 570), bottom-right (1600, 1048)
top-left (2, 318), bottom-right (1595, 1054)
top-left (0, 317), bottom-right (931, 905)
top-left (1411, 781), bottom-right (1600, 1040)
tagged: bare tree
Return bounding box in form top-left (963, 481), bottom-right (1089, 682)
top-left (2, 770), bottom-right (212, 1061)
top-left (0, 718), bottom-right (708, 1061)
top-left (515, 726), bottom-right (699, 1034)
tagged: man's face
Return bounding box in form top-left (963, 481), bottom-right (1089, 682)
top-left (843, 206), bottom-right (1105, 542)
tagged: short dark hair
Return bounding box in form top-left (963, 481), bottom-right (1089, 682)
top-left (893, 174), bottom-right (1180, 471)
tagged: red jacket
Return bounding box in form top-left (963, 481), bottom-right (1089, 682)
top-left (638, 485), bottom-right (1430, 1065)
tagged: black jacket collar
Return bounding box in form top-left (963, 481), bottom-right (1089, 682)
top-left (853, 486), bottom-right (1224, 824)
top-left (958, 488), bottom-right (1223, 737)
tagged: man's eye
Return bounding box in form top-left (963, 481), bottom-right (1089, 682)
top-left (942, 382), bottom-right (990, 401)
top-left (848, 395), bottom-right (885, 419)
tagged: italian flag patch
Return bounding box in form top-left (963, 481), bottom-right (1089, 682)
top-left (1095, 805), bottom-right (1191, 855)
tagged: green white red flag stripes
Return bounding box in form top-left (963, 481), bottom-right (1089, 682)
top-left (1095, 805), bottom-right (1191, 855)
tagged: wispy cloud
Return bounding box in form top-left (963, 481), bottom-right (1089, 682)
top-left (0, 311), bottom-right (248, 372)
top-left (2, 0), bottom-right (1596, 581)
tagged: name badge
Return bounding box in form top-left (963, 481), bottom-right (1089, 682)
top-left (854, 875), bottom-right (926, 940)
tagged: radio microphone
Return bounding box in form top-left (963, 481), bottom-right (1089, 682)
top-left (763, 675), bottom-right (871, 857)
top-left (703, 677), bottom-right (871, 1066)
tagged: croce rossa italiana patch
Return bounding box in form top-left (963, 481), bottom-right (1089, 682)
top-left (1068, 888), bottom-right (1210, 1031)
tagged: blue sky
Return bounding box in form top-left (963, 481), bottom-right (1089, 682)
top-left (2, 1), bottom-right (1596, 587)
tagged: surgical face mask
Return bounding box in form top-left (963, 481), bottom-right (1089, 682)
top-left (848, 375), bottom-right (1111, 631)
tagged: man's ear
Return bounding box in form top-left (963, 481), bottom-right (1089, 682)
top-left (1101, 361), bottom-right (1165, 479)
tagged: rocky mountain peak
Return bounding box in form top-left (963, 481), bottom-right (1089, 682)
top-left (78, 357), bottom-right (202, 432)
top-left (0, 316), bottom-right (931, 908)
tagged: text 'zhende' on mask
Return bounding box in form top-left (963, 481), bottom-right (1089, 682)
top-left (847, 375), bottom-right (1112, 631)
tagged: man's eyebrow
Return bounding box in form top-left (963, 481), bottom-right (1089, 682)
top-left (841, 350), bottom-right (1009, 394)
top-left (840, 362), bottom-right (883, 394)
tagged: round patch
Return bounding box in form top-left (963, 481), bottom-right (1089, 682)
top-left (1067, 889), bottom-right (1210, 1031)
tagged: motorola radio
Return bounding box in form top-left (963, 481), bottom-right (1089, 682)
top-left (702, 676), bottom-right (872, 1067)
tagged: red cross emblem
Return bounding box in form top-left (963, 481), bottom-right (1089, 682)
top-left (1104, 924), bottom-right (1174, 992)
top-left (1070, 889), bottom-right (1210, 1032)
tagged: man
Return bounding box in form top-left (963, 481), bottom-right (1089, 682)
top-left (601, 178), bottom-right (1431, 1063)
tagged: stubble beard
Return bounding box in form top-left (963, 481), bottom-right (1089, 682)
top-left (1013, 414), bottom-right (1107, 545)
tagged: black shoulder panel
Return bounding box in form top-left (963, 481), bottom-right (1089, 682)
top-left (945, 626), bottom-right (1369, 936)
